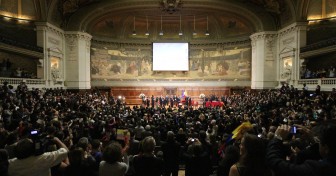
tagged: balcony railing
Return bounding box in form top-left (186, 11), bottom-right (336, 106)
top-left (298, 78), bottom-right (336, 91)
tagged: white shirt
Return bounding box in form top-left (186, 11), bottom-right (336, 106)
top-left (8, 148), bottom-right (68, 176)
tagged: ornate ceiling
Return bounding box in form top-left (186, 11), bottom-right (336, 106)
top-left (3, 0), bottom-right (336, 43)
top-left (59, 0), bottom-right (294, 42)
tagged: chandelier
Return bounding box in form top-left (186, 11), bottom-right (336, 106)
top-left (161, 0), bottom-right (183, 14)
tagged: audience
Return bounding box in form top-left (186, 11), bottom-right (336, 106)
top-left (0, 82), bottom-right (336, 176)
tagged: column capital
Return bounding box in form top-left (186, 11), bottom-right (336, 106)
top-left (35, 22), bottom-right (64, 37)
top-left (250, 31), bottom-right (278, 42)
top-left (65, 31), bottom-right (92, 41)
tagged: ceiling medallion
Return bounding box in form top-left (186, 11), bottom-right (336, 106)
top-left (161, 0), bottom-right (183, 14)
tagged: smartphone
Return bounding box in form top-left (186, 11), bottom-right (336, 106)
top-left (31, 130), bottom-right (38, 135)
top-left (290, 126), bottom-right (297, 134)
top-left (191, 138), bottom-right (195, 142)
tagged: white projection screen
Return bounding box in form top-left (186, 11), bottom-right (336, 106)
top-left (152, 42), bottom-right (189, 71)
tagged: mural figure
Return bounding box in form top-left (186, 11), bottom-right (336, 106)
top-left (111, 62), bottom-right (121, 74)
top-left (90, 47), bottom-right (251, 80)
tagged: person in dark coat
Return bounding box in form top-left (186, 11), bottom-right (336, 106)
top-left (133, 136), bottom-right (164, 176)
top-left (161, 131), bottom-right (181, 176)
top-left (183, 139), bottom-right (212, 176)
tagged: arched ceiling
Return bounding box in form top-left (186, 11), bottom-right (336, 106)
top-left (0, 0), bottom-right (306, 43)
top-left (60, 0), bottom-right (290, 42)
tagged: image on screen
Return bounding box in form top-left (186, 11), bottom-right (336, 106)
top-left (153, 42), bottom-right (189, 71)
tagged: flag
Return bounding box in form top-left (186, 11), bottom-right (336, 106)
top-left (232, 121), bottom-right (253, 139)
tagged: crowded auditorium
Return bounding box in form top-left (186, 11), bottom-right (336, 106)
top-left (1, 0), bottom-right (336, 176)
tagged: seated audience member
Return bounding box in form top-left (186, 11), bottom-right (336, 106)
top-left (8, 137), bottom-right (68, 176)
top-left (99, 142), bottom-right (129, 176)
top-left (64, 148), bottom-right (97, 176)
top-left (183, 138), bottom-right (212, 176)
top-left (229, 133), bottom-right (272, 176)
top-left (267, 123), bottom-right (336, 176)
top-left (133, 136), bottom-right (164, 176)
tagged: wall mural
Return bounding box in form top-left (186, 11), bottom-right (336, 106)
top-left (91, 46), bottom-right (251, 81)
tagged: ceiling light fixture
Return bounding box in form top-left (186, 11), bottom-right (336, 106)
top-left (179, 14), bottom-right (183, 36)
top-left (132, 16), bottom-right (136, 35)
top-left (145, 16), bottom-right (149, 35)
top-left (193, 15), bottom-right (197, 36)
top-left (159, 15), bottom-right (164, 35)
top-left (205, 16), bottom-right (210, 35)
top-left (205, 16), bottom-right (210, 36)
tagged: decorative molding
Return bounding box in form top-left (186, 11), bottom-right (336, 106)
top-left (0, 43), bottom-right (43, 58)
top-left (48, 47), bottom-right (63, 58)
top-left (250, 32), bottom-right (278, 42)
top-left (91, 38), bottom-right (251, 49)
top-left (282, 37), bottom-right (295, 45)
top-left (48, 37), bottom-right (60, 45)
top-left (300, 45), bottom-right (336, 58)
top-left (64, 32), bottom-right (92, 41)
top-left (278, 22), bottom-right (307, 37)
top-left (35, 22), bottom-right (65, 37)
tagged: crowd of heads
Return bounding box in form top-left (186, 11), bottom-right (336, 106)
top-left (0, 82), bottom-right (336, 175)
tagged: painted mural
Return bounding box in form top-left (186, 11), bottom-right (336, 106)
top-left (91, 47), bottom-right (251, 81)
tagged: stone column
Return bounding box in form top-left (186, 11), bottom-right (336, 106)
top-left (250, 32), bottom-right (278, 89)
top-left (64, 32), bottom-right (92, 89)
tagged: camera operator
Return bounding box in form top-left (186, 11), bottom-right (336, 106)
top-left (266, 123), bottom-right (336, 176)
top-left (7, 136), bottom-right (68, 176)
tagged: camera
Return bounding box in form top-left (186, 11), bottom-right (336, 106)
top-left (30, 130), bottom-right (55, 155)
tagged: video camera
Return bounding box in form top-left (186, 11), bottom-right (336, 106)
top-left (30, 130), bottom-right (55, 155)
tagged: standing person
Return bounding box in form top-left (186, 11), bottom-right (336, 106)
top-left (0, 149), bottom-right (9, 176)
top-left (315, 85), bottom-right (321, 96)
top-left (133, 136), bottom-right (164, 176)
top-left (8, 137), bottom-right (68, 176)
top-left (151, 95), bottom-right (155, 108)
top-left (303, 83), bottom-right (308, 96)
top-left (183, 138), bottom-right (212, 176)
top-left (217, 145), bottom-right (240, 176)
top-left (266, 123), bottom-right (336, 176)
top-left (65, 148), bottom-right (97, 176)
top-left (99, 142), bottom-right (129, 176)
top-left (159, 96), bottom-right (163, 108)
top-left (229, 133), bottom-right (272, 176)
top-left (161, 131), bottom-right (181, 176)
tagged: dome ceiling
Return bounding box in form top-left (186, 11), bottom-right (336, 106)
top-left (63, 0), bottom-right (289, 42)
